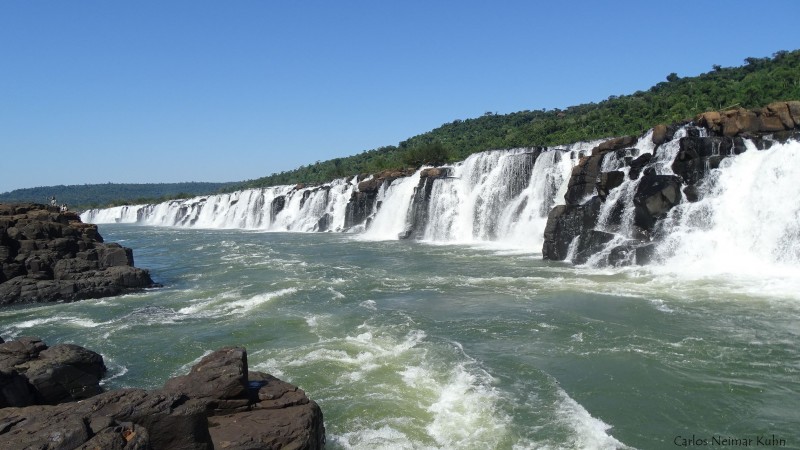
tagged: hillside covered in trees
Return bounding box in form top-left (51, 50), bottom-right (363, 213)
top-left (237, 49), bottom-right (800, 189)
top-left (0, 182), bottom-right (238, 209)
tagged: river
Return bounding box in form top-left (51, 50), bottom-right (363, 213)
top-left (2, 225), bottom-right (798, 449)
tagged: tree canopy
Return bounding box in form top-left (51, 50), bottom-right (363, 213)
top-left (237, 50), bottom-right (800, 190)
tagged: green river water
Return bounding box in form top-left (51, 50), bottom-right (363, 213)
top-left (1, 225), bottom-right (798, 449)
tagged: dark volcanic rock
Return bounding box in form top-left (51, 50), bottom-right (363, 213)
top-left (164, 346), bottom-right (249, 414)
top-left (208, 371), bottom-right (325, 450)
top-left (671, 136), bottom-right (741, 185)
top-left (633, 170), bottom-right (682, 230)
top-left (564, 137), bottom-right (635, 205)
top-left (564, 155), bottom-right (604, 205)
top-left (596, 171), bottom-right (625, 201)
top-left (0, 337), bottom-right (106, 407)
top-left (316, 213), bottom-right (332, 232)
top-left (0, 343), bottom-right (325, 450)
top-left (628, 153), bottom-right (652, 180)
top-left (0, 388), bottom-right (212, 450)
top-left (0, 203), bottom-right (157, 306)
top-left (571, 230), bottom-right (615, 265)
top-left (542, 197), bottom-right (602, 260)
top-left (270, 195), bottom-right (286, 223)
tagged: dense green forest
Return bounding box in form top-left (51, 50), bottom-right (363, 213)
top-left (0, 182), bottom-right (237, 209)
top-left (236, 49), bottom-right (800, 190)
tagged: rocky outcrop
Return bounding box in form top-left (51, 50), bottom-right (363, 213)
top-left (542, 101), bottom-right (800, 264)
top-left (0, 336), bottom-right (106, 407)
top-left (0, 203), bottom-right (157, 305)
top-left (0, 339), bottom-right (325, 450)
top-left (564, 136), bottom-right (636, 205)
top-left (270, 195), bottom-right (286, 223)
top-left (696, 101), bottom-right (800, 137)
top-left (633, 170), bottom-right (682, 231)
top-left (542, 197), bottom-right (602, 261)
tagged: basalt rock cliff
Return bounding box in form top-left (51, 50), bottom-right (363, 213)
top-left (0, 203), bottom-right (157, 305)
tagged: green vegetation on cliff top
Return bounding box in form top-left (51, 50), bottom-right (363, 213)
top-left (237, 49), bottom-right (800, 189)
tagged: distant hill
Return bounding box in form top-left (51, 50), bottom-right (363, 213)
top-left (237, 49), bottom-right (800, 189)
top-left (0, 182), bottom-right (238, 210)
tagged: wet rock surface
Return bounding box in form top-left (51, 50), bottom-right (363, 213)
top-left (543, 102), bottom-right (800, 264)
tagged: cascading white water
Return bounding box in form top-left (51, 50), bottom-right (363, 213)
top-left (422, 149), bottom-right (531, 244)
top-left (360, 169), bottom-right (424, 240)
top-left (654, 139), bottom-right (800, 279)
top-left (496, 151), bottom-right (574, 249)
top-left (585, 128), bottom-right (687, 265)
top-left (82, 182), bottom-right (358, 233)
top-left (418, 148), bottom-right (576, 250)
top-left (82, 129), bottom-right (800, 275)
top-left (81, 144), bottom-right (592, 251)
top-left (593, 130), bottom-right (658, 236)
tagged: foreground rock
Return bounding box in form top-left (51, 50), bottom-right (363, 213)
top-left (0, 203), bottom-right (158, 306)
top-left (0, 336), bottom-right (106, 407)
top-left (0, 338), bottom-right (325, 450)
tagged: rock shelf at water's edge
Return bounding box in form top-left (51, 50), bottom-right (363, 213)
top-left (0, 203), bottom-right (158, 306)
top-left (0, 336), bottom-right (325, 449)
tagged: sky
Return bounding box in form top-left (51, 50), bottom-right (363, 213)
top-left (1, 1), bottom-right (799, 193)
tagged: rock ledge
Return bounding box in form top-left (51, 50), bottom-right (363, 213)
top-left (0, 337), bottom-right (325, 450)
top-left (0, 203), bottom-right (158, 306)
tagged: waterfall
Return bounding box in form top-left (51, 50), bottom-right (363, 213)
top-left (655, 139), bottom-right (800, 277)
top-left (81, 145), bottom-right (588, 252)
top-left (421, 149), bottom-right (538, 244)
top-left (360, 169), bottom-right (424, 240)
top-left (416, 149), bottom-right (575, 250)
top-left (82, 182), bottom-right (357, 233)
top-left (81, 128), bottom-right (800, 272)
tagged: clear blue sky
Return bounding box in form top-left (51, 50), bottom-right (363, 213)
top-left (2, 1), bottom-right (799, 193)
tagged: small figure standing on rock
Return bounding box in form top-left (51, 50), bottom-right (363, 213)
top-left (60, 203), bottom-right (68, 212)
top-left (50, 196), bottom-right (57, 206)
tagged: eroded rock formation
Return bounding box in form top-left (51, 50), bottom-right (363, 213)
top-left (0, 203), bottom-right (157, 305)
top-left (0, 338), bottom-right (325, 450)
top-left (542, 101), bottom-right (800, 264)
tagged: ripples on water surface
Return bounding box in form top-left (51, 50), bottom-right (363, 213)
top-left (1, 225), bottom-right (798, 449)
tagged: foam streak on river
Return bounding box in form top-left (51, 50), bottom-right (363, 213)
top-left (1, 226), bottom-right (798, 449)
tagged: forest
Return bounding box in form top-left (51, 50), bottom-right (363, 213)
top-left (237, 50), bottom-right (800, 189)
top-left (0, 182), bottom-right (237, 209)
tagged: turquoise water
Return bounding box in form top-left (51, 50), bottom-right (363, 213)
top-left (1, 225), bottom-right (798, 449)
